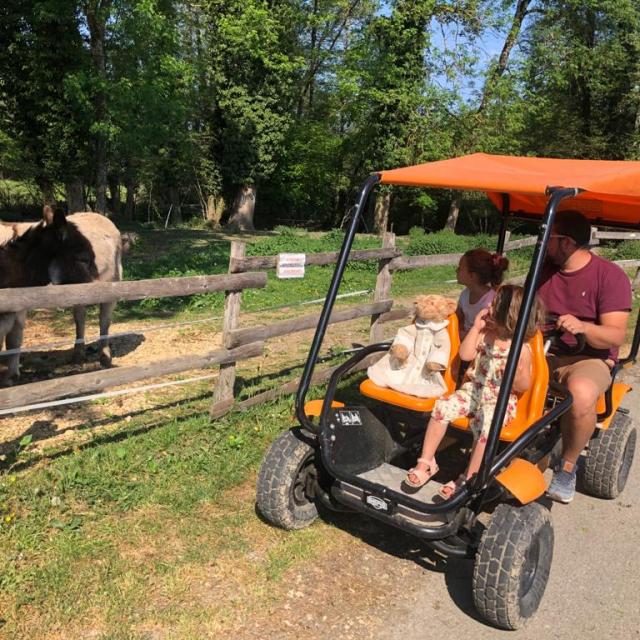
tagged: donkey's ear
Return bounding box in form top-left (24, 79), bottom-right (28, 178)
top-left (43, 205), bottom-right (55, 224)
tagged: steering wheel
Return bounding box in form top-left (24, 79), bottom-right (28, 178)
top-left (543, 315), bottom-right (586, 355)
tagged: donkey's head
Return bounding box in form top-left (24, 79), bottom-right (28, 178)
top-left (0, 220), bottom-right (52, 289)
top-left (41, 205), bottom-right (98, 284)
top-left (0, 206), bottom-right (98, 289)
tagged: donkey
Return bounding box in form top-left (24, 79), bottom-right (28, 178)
top-left (0, 207), bottom-right (122, 383)
top-left (0, 220), bottom-right (63, 383)
top-left (41, 206), bottom-right (123, 368)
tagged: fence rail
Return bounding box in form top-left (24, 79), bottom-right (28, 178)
top-left (229, 247), bottom-right (401, 273)
top-left (0, 272), bottom-right (266, 313)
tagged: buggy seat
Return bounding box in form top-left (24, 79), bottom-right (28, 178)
top-left (449, 331), bottom-right (549, 441)
top-left (360, 318), bottom-right (550, 443)
top-left (359, 312), bottom-right (461, 413)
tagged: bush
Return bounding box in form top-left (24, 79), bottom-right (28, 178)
top-left (612, 240), bottom-right (640, 261)
top-left (406, 230), bottom-right (495, 256)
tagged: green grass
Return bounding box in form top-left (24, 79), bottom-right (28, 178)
top-left (114, 227), bottom-right (538, 324)
top-left (0, 390), bottom-right (328, 636)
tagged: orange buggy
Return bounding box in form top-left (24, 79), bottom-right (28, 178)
top-left (256, 154), bottom-right (639, 629)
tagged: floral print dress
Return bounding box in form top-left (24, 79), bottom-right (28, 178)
top-left (432, 336), bottom-right (520, 439)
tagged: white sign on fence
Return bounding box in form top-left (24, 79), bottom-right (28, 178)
top-left (277, 253), bottom-right (306, 279)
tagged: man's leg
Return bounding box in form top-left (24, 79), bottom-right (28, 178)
top-left (560, 375), bottom-right (602, 464)
top-left (548, 358), bottom-right (611, 503)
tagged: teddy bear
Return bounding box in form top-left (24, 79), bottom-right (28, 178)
top-left (367, 294), bottom-right (458, 397)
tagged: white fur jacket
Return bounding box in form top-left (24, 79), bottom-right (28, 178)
top-left (367, 319), bottom-right (451, 397)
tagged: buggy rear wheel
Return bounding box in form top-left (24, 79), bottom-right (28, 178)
top-left (256, 428), bottom-right (319, 530)
top-left (473, 502), bottom-right (553, 630)
top-left (581, 411), bottom-right (636, 499)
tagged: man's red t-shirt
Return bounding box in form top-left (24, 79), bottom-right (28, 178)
top-left (537, 253), bottom-right (632, 361)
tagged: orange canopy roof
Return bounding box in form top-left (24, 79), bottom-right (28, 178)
top-left (378, 153), bottom-right (640, 227)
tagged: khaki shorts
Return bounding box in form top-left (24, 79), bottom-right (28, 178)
top-left (548, 355), bottom-right (612, 396)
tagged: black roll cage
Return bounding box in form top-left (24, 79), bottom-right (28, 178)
top-left (294, 173), bottom-right (640, 511)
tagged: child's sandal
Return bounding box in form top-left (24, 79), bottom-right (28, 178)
top-left (405, 458), bottom-right (439, 488)
top-left (438, 475), bottom-right (467, 499)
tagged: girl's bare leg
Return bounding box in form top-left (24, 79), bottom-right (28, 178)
top-left (464, 434), bottom-right (488, 480)
top-left (407, 418), bottom-right (447, 484)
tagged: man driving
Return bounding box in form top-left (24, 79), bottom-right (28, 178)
top-left (538, 210), bottom-right (632, 503)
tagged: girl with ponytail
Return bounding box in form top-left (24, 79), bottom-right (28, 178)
top-left (456, 249), bottom-right (509, 337)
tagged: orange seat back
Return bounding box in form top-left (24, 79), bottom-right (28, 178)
top-left (442, 312), bottom-right (460, 394)
top-left (451, 330), bottom-right (549, 441)
top-left (359, 312), bottom-right (461, 411)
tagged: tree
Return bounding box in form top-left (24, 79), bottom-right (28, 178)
top-left (519, 0), bottom-right (640, 160)
top-left (203, 0), bottom-right (303, 231)
top-left (0, 0), bottom-right (93, 205)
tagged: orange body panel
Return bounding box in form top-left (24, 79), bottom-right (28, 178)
top-left (496, 458), bottom-right (547, 505)
top-left (450, 331), bottom-right (549, 442)
top-left (378, 153), bottom-right (640, 226)
top-left (304, 399), bottom-right (344, 417)
top-left (359, 313), bottom-right (460, 411)
top-left (596, 383), bottom-right (632, 429)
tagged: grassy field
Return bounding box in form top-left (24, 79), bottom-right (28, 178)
top-left (0, 225), bottom-right (637, 638)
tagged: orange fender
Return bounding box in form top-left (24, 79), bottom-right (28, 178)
top-left (304, 399), bottom-right (344, 418)
top-left (496, 458), bottom-right (547, 505)
top-left (597, 383), bottom-right (632, 429)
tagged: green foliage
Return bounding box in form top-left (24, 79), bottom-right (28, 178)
top-left (518, 0), bottom-right (640, 160)
top-left (611, 240), bottom-right (640, 260)
top-left (406, 230), bottom-right (495, 256)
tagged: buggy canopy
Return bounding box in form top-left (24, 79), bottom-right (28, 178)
top-left (378, 153), bottom-right (640, 227)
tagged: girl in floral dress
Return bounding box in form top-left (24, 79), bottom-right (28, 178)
top-left (405, 284), bottom-right (545, 498)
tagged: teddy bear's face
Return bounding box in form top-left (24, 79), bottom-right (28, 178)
top-left (414, 294), bottom-right (457, 322)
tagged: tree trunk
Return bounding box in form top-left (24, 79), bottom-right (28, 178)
top-left (168, 187), bottom-right (183, 225)
top-left (478, 0), bottom-right (532, 113)
top-left (84, 2), bottom-right (111, 215)
top-left (444, 195), bottom-right (461, 231)
top-left (108, 175), bottom-right (120, 216)
top-left (36, 177), bottom-right (55, 206)
top-left (206, 194), bottom-right (224, 229)
top-left (66, 177), bottom-right (85, 213)
top-left (373, 189), bottom-right (391, 235)
top-left (226, 184), bottom-right (256, 232)
top-left (124, 176), bottom-right (136, 221)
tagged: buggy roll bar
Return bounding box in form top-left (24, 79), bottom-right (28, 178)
top-left (473, 187), bottom-right (582, 490)
top-left (295, 174), bottom-right (381, 432)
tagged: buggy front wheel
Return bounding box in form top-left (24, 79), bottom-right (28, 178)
top-left (581, 411), bottom-right (637, 499)
top-left (256, 428), bottom-right (319, 530)
top-left (473, 502), bottom-right (554, 630)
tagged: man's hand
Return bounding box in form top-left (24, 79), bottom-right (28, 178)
top-left (557, 311), bottom-right (629, 349)
top-left (557, 314), bottom-right (585, 335)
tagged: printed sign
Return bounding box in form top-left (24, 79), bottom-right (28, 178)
top-left (277, 253), bottom-right (306, 279)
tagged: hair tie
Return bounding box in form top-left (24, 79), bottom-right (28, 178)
top-left (492, 253), bottom-right (502, 266)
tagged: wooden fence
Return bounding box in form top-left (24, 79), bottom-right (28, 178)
top-left (0, 228), bottom-right (637, 421)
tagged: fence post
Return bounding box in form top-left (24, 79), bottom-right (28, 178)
top-left (211, 240), bottom-right (245, 417)
top-left (503, 230), bottom-right (511, 251)
top-left (370, 231), bottom-right (396, 343)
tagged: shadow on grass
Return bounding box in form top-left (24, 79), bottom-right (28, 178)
top-left (0, 391), bottom-right (211, 473)
top-left (14, 333), bottom-right (146, 383)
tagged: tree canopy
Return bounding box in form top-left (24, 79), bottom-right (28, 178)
top-left (0, 0), bottom-right (638, 231)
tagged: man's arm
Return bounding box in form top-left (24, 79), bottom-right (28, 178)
top-left (556, 311), bottom-right (629, 349)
